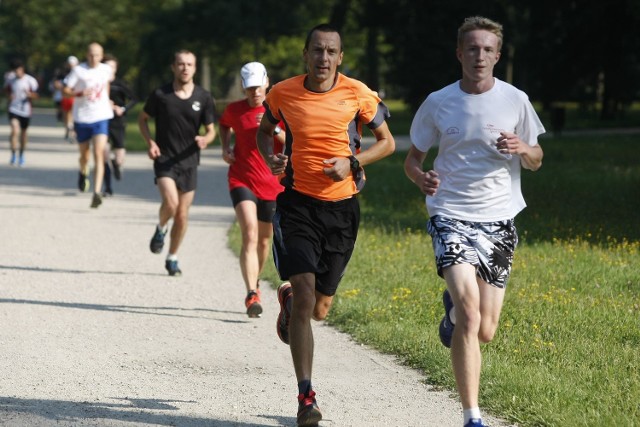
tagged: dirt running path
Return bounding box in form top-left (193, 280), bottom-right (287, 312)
top-left (0, 110), bottom-right (511, 426)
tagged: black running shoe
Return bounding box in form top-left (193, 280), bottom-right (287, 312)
top-left (165, 259), bottom-right (182, 276)
top-left (150, 226), bottom-right (166, 254)
top-left (78, 171), bottom-right (90, 192)
top-left (90, 192), bottom-right (102, 208)
top-left (276, 282), bottom-right (292, 344)
top-left (297, 390), bottom-right (322, 426)
top-left (112, 158), bottom-right (122, 180)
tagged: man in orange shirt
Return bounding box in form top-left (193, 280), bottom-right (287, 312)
top-left (257, 23), bottom-right (395, 427)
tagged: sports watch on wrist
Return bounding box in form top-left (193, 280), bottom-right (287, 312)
top-left (348, 155), bottom-right (360, 172)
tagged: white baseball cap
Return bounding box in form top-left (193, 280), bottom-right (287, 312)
top-left (67, 55), bottom-right (79, 66)
top-left (240, 62), bottom-right (267, 89)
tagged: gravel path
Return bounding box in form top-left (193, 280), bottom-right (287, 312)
top-left (0, 110), bottom-right (512, 427)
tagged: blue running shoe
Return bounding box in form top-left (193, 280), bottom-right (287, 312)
top-left (439, 289), bottom-right (455, 348)
top-left (165, 259), bottom-right (182, 276)
top-left (150, 226), bottom-right (166, 254)
top-left (18, 155), bottom-right (25, 167)
top-left (464, 418), bottom-right (489, 427)
top-left (9, 153), bottom-right (16, 166)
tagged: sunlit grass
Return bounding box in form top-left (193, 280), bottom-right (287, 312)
top-left (226, 121), bottom-right (639, 426)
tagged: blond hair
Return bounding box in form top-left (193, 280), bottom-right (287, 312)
top-left (457, 16), bottom-right (503, 51)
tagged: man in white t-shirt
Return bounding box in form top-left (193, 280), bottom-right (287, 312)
top-left (404, 16), bottom-right (544, 427)
top-left (3, 59), bottom-right (39, 167)
top-left (63, 42), bottom-right (114, 208)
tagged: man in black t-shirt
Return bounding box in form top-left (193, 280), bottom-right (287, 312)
top-left (102, 54), bottom-right (137, 193)
top-left (138, 49), bottom-right (217, 276)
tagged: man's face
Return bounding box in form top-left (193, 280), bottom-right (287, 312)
top-left (172, 53), bottom-right (197, 84)
top-left (303, 30), bottom-right (343, 89)
top-left (15, 66), bottom-right (25, 78)
top-left (105, 60), bottom-right (117, 82)
top-left (87, 44), bottom-right (104, 68)
top-left (457, 30), bottom-right (501, 85)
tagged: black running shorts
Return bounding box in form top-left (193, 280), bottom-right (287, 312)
top-left (272, 189), bottom-right (359, 296)
top-left (154, 159), bottom-right (197, 192)
top-left (230, 186), bottom-right (277, 223)
top-left (108, 124), bottom-right (126, 149)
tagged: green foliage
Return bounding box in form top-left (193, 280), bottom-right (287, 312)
top-left (2, 0), bottom-right (640, 123)
top-left (230, 134), bottom-right (640, 426)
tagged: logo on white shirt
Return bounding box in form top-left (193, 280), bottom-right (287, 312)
top-left (446, 127), bottom-right (460, 135)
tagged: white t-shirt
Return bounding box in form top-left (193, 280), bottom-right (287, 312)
top-left (6, 74), bottom-right (39, 117)
top-left (64, 62), bottom-right (114, 124)
top-left (410, 78), bottom-right (545, 222)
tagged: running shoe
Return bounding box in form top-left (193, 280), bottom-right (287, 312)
top-left (78, 168), bottom-right (90, 192)
top-left (18, 155), bottom-right (25, 167)
top-left (276, 282), bottom-right (292, 344)
top-left (297, 390), bottom-right (322, 426)
top-left (149, 226), bottom-right (166, 254)
top-left (165, 259), bottom-right (182, 276)
top-left (245, 289), bottom-right (263, 318)
top-left (439, 289), bottom-right (455, 348)
top-left (9, 153), bottom-right (16, 166)
top-left (90, 192), bottom-right (102, 208)
top-left (112, 158), bottom-right (122, 180)
top-left (464, 418), bottom-right (489, 427)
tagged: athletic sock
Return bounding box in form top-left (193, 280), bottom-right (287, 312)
top-left (298, 380), bottom-right (312, 396)
top-left (463, 407), bottom-right (482, 425)
top-left (166, 253), bottom-right (178, 262)
top-left (157, 224), bottom-right (168, 234)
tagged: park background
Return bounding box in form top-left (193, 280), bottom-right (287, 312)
top-left (1, 1), bottom-right (639, 426)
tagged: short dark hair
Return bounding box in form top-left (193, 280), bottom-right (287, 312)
top-left (304, 23), bottom-right (343, 52)
top-left (9, 58), bottom-right (23, 71)
top-left (103, 53), bottom-right (117, 63)
top-left (174, 49), bottom-right (197, 64)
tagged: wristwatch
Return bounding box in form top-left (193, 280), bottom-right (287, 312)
top-left (273, 126), bottom-right (282, 136)
top-left (348, 155), bottom-right (360, 172)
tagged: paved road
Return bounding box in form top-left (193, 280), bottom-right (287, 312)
top-left (0, 110), bottom-right (512, 426)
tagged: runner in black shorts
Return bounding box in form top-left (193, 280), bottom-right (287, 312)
top-left (138, 50), bottom-right (216, 277)
top-left (257, 24), bottom-right (395, 426)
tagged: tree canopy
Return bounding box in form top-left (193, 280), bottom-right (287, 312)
top-left (2, 0), bottom-right (638, 118)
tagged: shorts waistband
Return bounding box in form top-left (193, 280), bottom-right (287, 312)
top-left (284, 189), bottom-right (355, 208)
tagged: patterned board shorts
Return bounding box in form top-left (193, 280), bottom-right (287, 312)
top-left (426, 215), bottom-right (518, 289)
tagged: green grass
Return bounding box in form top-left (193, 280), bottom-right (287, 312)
top-left (230, 135), bottom-right (640, 427)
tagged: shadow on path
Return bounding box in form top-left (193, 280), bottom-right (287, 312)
top-left (0, 396), bottom-right (294, 427)
top-left (0, 297), bottom-right (247, 322)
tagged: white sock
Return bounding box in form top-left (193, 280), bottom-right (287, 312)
top-left (463, 407), bottom-right (482, 424)
top-left (166, 253), bottom-right (178, 261)
top-left (158, 224), bottom-right (168, 234)
top-left (450, 306), bottom-right (457, 325)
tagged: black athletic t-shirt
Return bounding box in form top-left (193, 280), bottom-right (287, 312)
top-left (143, 83), bottom-right (216, 168)
top-left (109, 77), bottom-right (137, 128)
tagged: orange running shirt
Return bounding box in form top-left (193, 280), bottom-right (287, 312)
top-left (264, 73), bottom-right (389, 201)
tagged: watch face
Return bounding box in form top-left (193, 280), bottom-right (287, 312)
top-left (350, 156), bottom-right (359, 171)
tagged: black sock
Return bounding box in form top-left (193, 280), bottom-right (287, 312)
top-left (298, 380), bottom-right (312, 396)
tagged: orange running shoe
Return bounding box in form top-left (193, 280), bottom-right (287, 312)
top-left (245, 289), bottom-right (263, 318)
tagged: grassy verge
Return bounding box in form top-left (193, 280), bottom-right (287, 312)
top-left (230, 135), bottom-right (640, 426)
